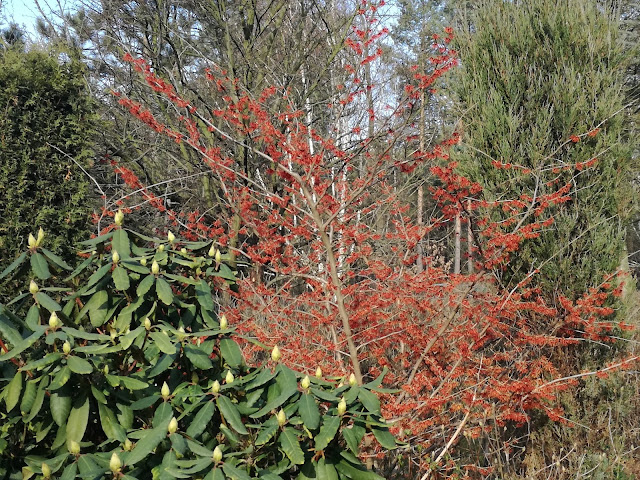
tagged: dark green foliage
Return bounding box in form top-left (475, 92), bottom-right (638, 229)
top-left (0, 48), bottom-right (95, 299)
top-left (0, 221), bottom-right (395, 479)
top-left (452, 0), bottom-right (634, 300)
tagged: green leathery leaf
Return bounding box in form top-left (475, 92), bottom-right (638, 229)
top-left (195, 279), bottom-right (215, 311)
top-left (41, 248), bottom-right (72, 271)
top-left (372, 425), bottom-right (396, 449)
top-left (0, 310), bottom-right (23, 346)
top-left (65, 395), bottom-right (90, 447)
top-left (126, 416), bottom-right (171, 466)
top-left (222, 463), bottom-right (252, 480)
top-left (299, 392), bottom-right (320, 430)
top-left (0, 328), bottom-right (45, 362)
top-left (342, 422), bottom-right (365, 454)
top-left (149, 331), bottom-right (177, 355)
top-left (30, 252), bottom-right (51, 279)
top-left (49, 366), bottom-right (71, 390)
top-left (255, 422), bottom-right (279, 446)
top-left (184, 343), bottom-right (213, 369)
top-left (85, 263), bottom-right (111, 289)
top-left (98, 403), bottom-right (127, 442)
top-left (86, 290), bottom-right (109, 327)
top-left (20, 352), bottom-right (62, 371)
top-left (5, 371), bottom-right (23, 412)
top-left (219, 338), bottom-right (244, 368)
top-left (25, 376), bottom-right (48, 422)
top-left (58, 463), bottom-right (78, 480)
top-left (0, 252), bottom-right (27, 279)
top-left (335, 456), bottom-right (384, 480)
top-left (35, 292), bottom-right (61, 312)
top-left (19, 379), bottom-right (37, 414)
top-left (314, 415), bottom-right (340, 451)
top-left (279, 427), bottom-right (304, 465)
top-left (25, 304), bottom-right (40, 330)
top-left (112, 228), bottom-right (131, 258)
top-left (316, 458), bottom-right (339, 480)
top-left (156, 277), bottom-right (174, 305)
top-left (217, 395), bottom-right (248, 435)
top-left (185, 400), bottom-right (215, 438)
top-left (137, 274), bottom-right (155, 296)
top-left (67, 356), bottom-right (93, 374)
top-left (357, 388), bottom-right (380, 414)
top-left (112, 266), bottom-right (130, 291)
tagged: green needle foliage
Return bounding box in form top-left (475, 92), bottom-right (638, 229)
top-left (0, 47), bottom-right (95, 301)
top-left (0, 216), bottom-right (395, 479)
top-left (452, 0), bottom-right (634, 301)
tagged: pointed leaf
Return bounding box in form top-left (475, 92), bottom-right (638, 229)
top-left (41, 249), bottom-right (72, 271)
top-left (219, 338), bottom-right (244, 368)
top-left (30, 253), bottom-right (51, 280)
top-left (137, 274), bottom-right (155, 297)
top-left (217, 395), bottom-right (248, 435)
top-left (299, 393), bottom-right (320, 430)
top-left (279, 427), bottom-right (304, 465)
top-left (35, 292), bottom-right (61, 312)
top-left (112, 229), bottom-right (131, 258)
top-left (126, 416), bottom-right (171, 466)
top-left (113, 266), bottom-right (130, 291)
top-left (372, 425), bottom-right (396, 449)
top-left (0, 252), bottom-right (27, 279)
top-left (66, 396), bottom-right (90, 447)
top-left (67, 356), bottom-right (93, 374)
top-left (222, 463), bottom-right (252, 480)
top-left (5, 371), bottom-right (22, 412)
top-left (156, 277), bottom-right (174, 305)
top-left (185, 400), bottom-right (216, 439)
top-left (314, 415), bottom-right (340, 451)
top-left (358, 389), bottom-right (381, 414)
top-left (149, 331), bottom-right (177, 355)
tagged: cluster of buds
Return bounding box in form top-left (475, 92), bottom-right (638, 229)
top-left (28, 228), bottom-right (45, 249)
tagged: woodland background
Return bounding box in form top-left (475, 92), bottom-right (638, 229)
top-left (1, 0), bottom-right (640, 478)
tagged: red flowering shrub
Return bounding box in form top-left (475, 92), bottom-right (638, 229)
top-left (108, 7), bottom-right (635, 477)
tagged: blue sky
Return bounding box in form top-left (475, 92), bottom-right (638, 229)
top-left (2, 0), bottom-right (78, 34)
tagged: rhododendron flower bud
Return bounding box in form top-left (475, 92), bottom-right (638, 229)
top-left (48, 312), bottom-right (60, 330)
top-left (168, 231), bottom-right (176, 244)
top-left (337, 397), bottom-right (347, 416)
top-left (124, 438), bottom-right (133, 451)
top-left (158, 244), bottom-right (165, 252)
top-left (277, 409), bottom-right (287, 427)
top-left (180, 247), bottom-right (187, 255)
top-left (110, 452), bottom-right (122, 473)
top-left (68, 440), bottom-right (80, 455)
top-left (112, 250), bottom-right (120, 264)
top-left (151, 260), bottom-right (160, 275)
top-left (212, 445), bottom-right (223, 464)
top-left (41, 463), bottom-right (51, 479)
top-left (36, 227), bottom-right (45, 246)
top-left (225, 370), bottom-right (234, 384)
top-left (28, 233), bottom-right (37, 249)
top-left (62, 341), bottom-right (71, 354)
top-left (271, 345), bottom-right (281, 363)
top-left (161, 381), bottom-right (171, 399)
top-left (168, 417), bottom-right (178, 434)
top-left (215, 249), bottom-right (222, 264)
top-left (219, 314), bottom-right (228, 329)
top-left (144, 317), bottom-right (152, 330)
top-left (301, 375), bottom-right (310, 390)
top-left (140, 257), bottom-right (147, 266)
top-left (29, 280), bottom-right (39, 295)
top-left (208, 244), bottom-right (216, 257)
top-left (192, 372), bottom-right (199, 384)
top-left (315, 367), bottom-right (322, 378)
top-left (211, 380), bottom-right (221, 393)
top-left (114, 209), bottom-right (124, 226)
top-left (349, 373), bottom-right (357, 386)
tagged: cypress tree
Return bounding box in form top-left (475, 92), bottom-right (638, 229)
top-left (0, 47), bottom-right (96, 296)
top-left (452, 0), bottom-right (634, 301)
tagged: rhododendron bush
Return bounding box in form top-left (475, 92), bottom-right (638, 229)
top-left (104, 4), bottom-right (635, 477)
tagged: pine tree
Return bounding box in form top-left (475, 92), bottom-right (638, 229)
top-left (451, 0), bottom-right (634, 301)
